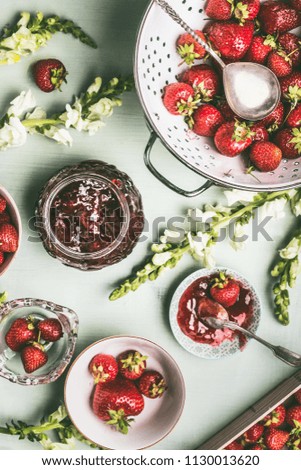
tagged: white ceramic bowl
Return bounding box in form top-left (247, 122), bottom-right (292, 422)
top-left (0, 185), bottom-right (22, 276)
top-left (64, 336), bottom-right (186, 449)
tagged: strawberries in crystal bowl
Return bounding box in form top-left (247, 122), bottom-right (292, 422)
top-left (0, 186), bottom-right (21, 275)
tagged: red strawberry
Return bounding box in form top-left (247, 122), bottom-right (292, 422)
top-left (92, 377), bottom-right (144, 434)
top-left (138, 370), bottom-right (167, 399)
top-left (286, 103), bottom-right (301, 128)
top-left (258, 102), bottom-right (284, 133)
top-left (21, 343), bottom-right (48, 373)
top-left (234, 0), bottom-right (261, 23)
top-left (0, 252), bottom-right (4, 265)
top-left (0, 212), bottom-right (11, 225)
top-left (264, 428), bottom-right (289, 449)
top-left (251, 123), bottom-right (269, 142)
top-left (205, 0), bottom-right (234, 21)
top-left (180, 65), bottom-right (221, 101)
top-left (162, 82), bottom-right (198, 116)
top-left (89, 354), bottom-right (118, 384)
top-left (267, 50), bottom-right (292, 78)
top-left (0, 224), bottom-right (18, 253)
top-left (37, 318), bottom-right (63, 342)
top-left (209, 272), bottom-right (240, 307)
top-left (216, 97), bottom-right (238, 121)
top-left (192, 104), bottom-right (225, 136)
top-left (244, 35), bottom-right (276, 64)
top-left (263, 405), bottom-right (286, 428)
top-left (280, 71), bottom-right (301, 105)
top-left (117, 350), bottom-right (147, 380)
top-left (294, 389), bottom-right (301, 404)
top-left (243, 423), bottom-right (264, 443)
top-left (250, 444), bottom-right (264, 450)
top-left (274, 127), bottom-right (301, 159)
top-left (288, 0), bottom-right (301, 10)
top-left (258, 1), bottom-right (301, 34)
top-left (286, 405), bottom-right (301, 427)
top-left (5, 317), bottom-right (37, 352)
top-left (278, 33), bottom-right (301, 68)
top-left (250, 142), bottom-right (282, 171)
top-left (224, 440), bottom-right (244, 450)
top-left (214, 120), bottom-right (254, 157)
top-left (0, 196), bottom-right (7, 213)
top-left (33, 59), bottom-right (67, 93)
top-left (176, 30), bottom-right (207, 66)
top-left (205, 21), bottom-right (254, 60)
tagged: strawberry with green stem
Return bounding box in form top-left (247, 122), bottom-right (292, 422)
top-left (117, 350), bottom-right (147, 380)
top-left (5, 317), bottom-right (37, 352)
top-left (214, 120), bottom-right (254, 157)
top-left (180, 65), bottom-right (221, 102)
top-left (162, 82), bottom-right (199, 117)
top-left (21, 343), bottom-right (48, 373)
top-left (262, 405), bottom-right (286, 428)
top-left (33, 59), bottom-right (68, 93)
top-left (176, 30), bottom-right (207, 66)
top-left (138, 370), bottom-right (167, 399)
top-left (244, 34), bottom-right (277, 64)
top-left (205, 0), bottom-right (234, 21)
top-left (209, 271), bottom-right (240, 307)
top-left (89, 354), bottom-right (118, 384)
top-left (234, 0), bottom-right (261, 24)
top-left (274, 127), bottom-right (301, 159)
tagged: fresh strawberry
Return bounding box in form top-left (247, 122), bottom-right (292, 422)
top-left (263, 405), bottom-right (286, 428)
top-left (37, 318), bottom-right (63, 342)
top-left (180, 65), bottom-right (221, 101)
top-left (250, 142), bottom-right (282, 171)
top-left (264, 428), bottom-right (289, 449)
top-left (286, 405), bottom-right (301, 427)
top-left (224, 440), bottom-right (244, 450)
top-left (234, 0), bottom-right (261, 23)
top-left (138, 370), bottom-right (167, 399)
top-left (278, 33), bottom-right (301, 68)
top-left (274, 127), bottom-right (301, 159)
top-left (258, 102), bottom-right (284, 133)
top-left (215, 97), bottom-right (238, 121)
top-left (280, 71), bottom-right (301, 105)
top-left (92, 377), bottom-right (144, 434)
top-left (244, 35), bottom-right (276, 64)
top-left (0, 252), bottom-right (4, 265)
top-left (21, 343), bottom-right (48, 373)
top-left (250, 444), bottom-right (264, 450)
top-left (192, 104), bottom-right (225, 136)
top-left (209, 272), bottom-right (240, 307)
top-left (267, 50), bottom-right (292, 78)
top-left (286, 103), bottom-right (301, 128)
top-left (5, 317), bottom-right (37, 352)
top-left (89, 354), bottom-right (118, 384)
top-left (33, 59), bottom-right (67, 93)
top-left (0, 224), bottom-right (18, 253)
top-left (294, 389), bottom-right (301, 404)
top-left (117, 350), bottom-right (147, 380)
top-left (205, 0), bottom-right (234, 21)
top-left (162, 82), bottom-right (198, 116)
top-left (258, 1), bottom-right (301, 34)
top-left (0, 212), bottom-right (11, 225)
top-left (205, 20), bottom-right (254, 60)
top-left (243, 423), bottom-right (264, 443)
top-left (0, 196), bottom-right (7, 213)
top-left (176, 30), bottom-right (207, 66)
top-left (251, 123), bottom-right (269, 142)
top-left (288, 0), bottom-right (301, 10)
top-left (214, 120), bottom-right (253, 157)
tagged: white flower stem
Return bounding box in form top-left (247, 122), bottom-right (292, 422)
top-left (21, 118), bottom-right (64, 128)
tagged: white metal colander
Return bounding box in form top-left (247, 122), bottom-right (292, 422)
top-left (134, 0), bottom-right (301, 196)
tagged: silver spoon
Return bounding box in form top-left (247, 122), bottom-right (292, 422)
top-left (202, 316), bottom-right (301, 367)
top-left (154, 0), bottom-right (281, 121)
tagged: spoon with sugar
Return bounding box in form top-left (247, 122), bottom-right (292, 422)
top-left (155, 0), bottom-right (281, 121)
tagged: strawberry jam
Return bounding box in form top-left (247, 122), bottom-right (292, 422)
top-left (177, 273), bottom-right (254, 347)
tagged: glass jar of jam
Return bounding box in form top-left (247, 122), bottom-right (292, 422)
top-left (35, 160), bottom-right (144, 271)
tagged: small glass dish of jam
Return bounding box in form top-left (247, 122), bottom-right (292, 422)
top-left (0, 298), bottom-right (78, 386)
top-left (35, 160), bottom-right (144, 271)
top-left (169, 268), bottom-right (261, 359)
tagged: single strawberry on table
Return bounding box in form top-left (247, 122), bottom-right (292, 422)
top-left (138, 370), bottom-right (167, 399)
top-left (209, 272), bottom-right (240, 307)
top-left (204, 20), bottom-right (254, 60)
top-left (176, 30), bottom-right (207, 66)
top-left (258, 0), bottom-right (301, 34)
top-left (162, 82), bottom-right (198, 116)
top-left (243, 423), bottom-right (264, 443)
top-left (214, 120), bottom-right (254, 157)
top-left (117, 350), bottom-right (147, 380)
top-left (92, 377), bottom-right (144, 434)
top-left (89, 354), bottom-right (118, 384)
top-left (274, 127), bottom-right (301, 159)
top-left (264, 428), bottom-right (289, 450)
top-left (262, 404), bottom-right (286, 428)
top-left (249, 141), bottom-right (282, 172)
top-left (180, 64), bottom-right (221, 102)
top-left (0, 223), bottom-right (18, 253)
top-left (192, 104), bottom-right (224, 137)
top-left (5, 317), bottom-right (37, 352)
top-left (244, 35), bottom-right (277, 64)
top-left (21, 343), bottom-right (48, 373)
top-left (37, 318), bottom-right (63, 342)
top-left (205, 0), bottom-right (234, 21)
top-left (33, 59), bottom-right (67, 93)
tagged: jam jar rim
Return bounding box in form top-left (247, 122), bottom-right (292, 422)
top-left (41, 172), bottom-right (131, 260)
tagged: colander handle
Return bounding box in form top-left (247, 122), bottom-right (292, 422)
top-left (144, 132), bottom-right (213, 197)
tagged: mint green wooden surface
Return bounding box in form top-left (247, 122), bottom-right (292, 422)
top-left (0, 0), bottom-right (300, 450)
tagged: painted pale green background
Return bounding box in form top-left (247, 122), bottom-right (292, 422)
top-left (0, 0), bottom-right (301, 450)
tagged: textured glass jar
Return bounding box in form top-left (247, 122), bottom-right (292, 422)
top-left (36, 160), bottom-right (144, 271)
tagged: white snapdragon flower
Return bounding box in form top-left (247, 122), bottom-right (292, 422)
top-left (187, 231), bottom-right (215, 267)
top-left (257, 197), bottom-right (287, 223)
top-left (152, 252), bottom-right (172, 266)
top-left (82, 119), bottom-right (105, 136)
top-left (230, 222), bottom-right (248, 251)
top-left (160, 229), bottom-right (183, 244)
top-left (87, 77), bottom-right (102, 95)
top-left (0, 116), bottom-right (27, 150)
top-left (43, 127), bottom-right (73, 146)
top-left (279, 237), bottom-right (301, 260)
top-left (7, 90), bottom-right (36, 117)
top-left (224, 189), bottom-right (258, 206)
top-left (60, 100), bottom-right (85, 131)
top-left (88, 97), bottom-right (117, 119)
